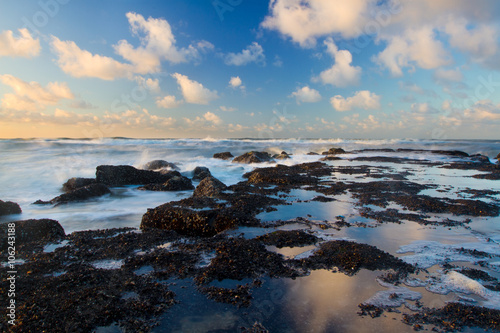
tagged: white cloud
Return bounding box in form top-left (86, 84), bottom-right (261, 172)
top-left (330, 90), bottom-right (381, 112)
top-left (220, 106), bottom-right (237, 112)
top-left (171, 73), bottom-right (218, 105)
top-left (433, 68), bottom-right (463, 83)
top-left (374, 26), bottom-right (451, 77)
top-left (183, 111), bottom-right (223, 129)
top-left (228, 123), bottom-right (248, 132)
top-left (261, 0), bottom-right (374, 47)
top-left (203, 112), bottom-right (222, 125)
top-left (103, 109), bottom-right (177, 128)
top-left (410, 102), bottom-right (439, 114)
top-left (289, 86), bottom-right (321, 104)
top-left (273, 55), bottom-right (283, 67)
top-left (0, 29), bottom-right (41, 58)
top-left (229, 76), bottom-right (245, 90)
top-left (156, 95), bottom-right (183, 109)
top-left (134, 76), bottom-right (161, 93)
top-left (0, 74), bottom-right (74, 111)
top-left (313, 38), bottom-right (361, 87)
top-left (464, 100), bottom-right (500, 122)
top-left (51, 12), bottom-right (213, 80)
top-left (224, 42), bottom-right (265, 66)
top-left (69, 100), bottom-right (97, 109)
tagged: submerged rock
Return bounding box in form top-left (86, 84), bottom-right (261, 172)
top-left (34, 183), bottom-right (111, 205)
top-left (138, 176), bottom-right (194, 191)
top-left (213, 152), bottom-right (234, 160)
top-left (193, 176), bottom-right (227, 198)
top-left (321, 147), bottom-right (346, 155)
top-left (0, 219), bottom-right (64, 249)
top-left (192, 166), bottom-right (212, 180)
top-left (142, 159), bottom-right (178, 170)
top-left (232, 151), bottom-right (274, 164)
top-left (62, 177), bottom-right (96, 192)
top-left (273, 151), bottom-right (291, 160)
top-left (96, 165), bottom-right (172, 186)
top-left (0, 200), bottom-right (21, 216)
top-left (320, 156), bottom-right (342, 161)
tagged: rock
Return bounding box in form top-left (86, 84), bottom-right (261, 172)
top-left (34, 183), bottom-right (111, 205)
top-left (321, 147), bottom-right (346, 155)
top-left (192, 166), bottom-right (212, 180)
top-left (142, 160), bottom-right (178, 170)
top-left (62, 177), bottom-right (96, 192)
top-left (141, 205), bottom-right (236, 237)
top-left (0, 219), bottom-right (65, 249)
top-left (139, 176), bottom-right (194, 191)
top-left (320, 156), bottom-right (342, 161)
top-left (232, 151), bottom-right (274, 164)
top-left (496, 153), bottom-right (500, 160)
top-left (0, 200), bottom-right (22, 216)
top-left (307, 152), bottom-right (319, 155)
top-left (96, 165), bottom-right (173, 186)
top-left (193, 176), bottom-right (227, 198)
top-left (213, 152), bottom-right (234, 160)
top-left (273, 151), bottom-right (291, 160)
top-left (470, 154), bottom-right (491, 164)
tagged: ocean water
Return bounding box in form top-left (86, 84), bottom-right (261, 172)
top-left (2, 138), bottom-right (500, 332)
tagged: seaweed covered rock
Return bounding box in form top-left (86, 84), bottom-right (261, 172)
top-left (320, 156), bottom-right (342, 161)
top-left (142, 159), bottom-right (178, 170)
top-left (255, 230), bottom-right (318, 248)
top-left (0, 219), bottom-right (64, 250)
top-left (34, 183), bottom-right (111, 205)
top-left (62, 177), bottom-right (96, 192)
top-left (0, 200), bottom-right (21, 216)
top-left (139, 176), bottom-right (194, 191)
top-left (213, 152), bottom-right (234, 160)
top-left (193, 176), bottom-right (227, 198)
top-left (96, 165), bottom-right (173, 186)
top-left (321, 147), bottom-right (346, 155)
top-left (244, 162), bottom-right (331, 186)
top-left (192, 166), bottom-right (212, 180)
top-left (140, 204), bottom-right (236, 237)
top-left (300, 240), bottom-right (415, 276)
top-left (232, 151), bottom-right (274, 164)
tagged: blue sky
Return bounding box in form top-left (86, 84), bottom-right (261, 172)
top-left (1, 0), bottom-right (500, 139)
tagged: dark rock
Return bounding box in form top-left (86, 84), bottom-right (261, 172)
top-left (0, 200), bottom-right (21, 216)
top-left (255, 230), bottom-right (318, 248)
top-left (34, 183), bottom-right (111, 205)
top-left (469, 154), bottom-right (491, 164)
top-left (192, 166), bottom-right (212, 180)
top-left (96, 165), bottom-right (173, 186)
top-left (193, 176), bottom-right (227, 198)
top-left (307, 152), bottom-right (319, 155)
top-left (0, 219), bottom-right (64, 249)
top-left (199, 285), bottom-right (252, 307)
top-left (321, 147), bottom-right (346, 155)
top-left (232, 151), bottom-right (274, 164)
top-left (273, 151), bottom-right (291, 160)
top-left (320, 156), bottom-right (342, 161)
top-left (140, 205), bottom-right (236, 237)
top-left (213, 152), bottom-right (234, 160)
top-left (241, 322), bottom-right (269, 333)
top-left (244, 162), bottom-right (330, 186)
top-left (138, 176), bottom-right (194, 191)
top-left (142, 159), bottom-right (178, 170)
top-left (62, 177), bottom-right (96, 192)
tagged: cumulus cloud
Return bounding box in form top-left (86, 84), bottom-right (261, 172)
top-left (313, 38), bottom-right (361, 87)
top-left (134, 76), bottom-right (161, 93)
top-left (374, 26), bottom-right (451, 77)
top-left (289, 86), bottom-right (321, 104)
top-left (156, 95), bottom-right (183, 109)
top-left (219, 106), bottom-right (237, 112)
top-left (224, 42), bottom-right (265, 66)
top-left (0, 29), bottom-right (41, 58)
top-left (171, 73), bottom-right (218, 105)
top-left (330, 90), bottom-right (381, 111)
top-left (261, 0), bottom-right (374, 47)
top-left (183, 111), bottom-right (223, 128)
top-left (229, 76), bottom-right (245, 91)
top-left (51, 12), bottom-right (213, 80)
top-left (410, 102), bottom-right (439, 114)
top-left (0, 74), bottom-right (74, 111)
top-left (464, 100), bottom-right (500, 122)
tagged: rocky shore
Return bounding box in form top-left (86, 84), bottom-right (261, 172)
top-left (1, 148), bottom-right (499, 332)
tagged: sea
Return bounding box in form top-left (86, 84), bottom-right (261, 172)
top-left (1, 137), bottom-right (500, 332)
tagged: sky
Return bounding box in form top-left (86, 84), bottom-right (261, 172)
top-left (1, 0), bottom-right (500, 139)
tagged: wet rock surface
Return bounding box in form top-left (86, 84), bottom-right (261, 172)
top-left (273, 151), bottom-right (291, 159)
top-left (192, 166), bottom-right (212, 180)
top-left (0, 219), bottom-right (64, 252)
top-left (34, 183), bottom-right (111, 205)
top-left (62, 177), bottom-right (96, 192)
top-left (96, 165), bottom-right (173, 186)
top-left (213, 151), bottom-right (234, 160)
top-left (0, 200), bottom-right (21, 216)
top-left (193, 176), bottom-right (227, 198)
top-left (142, 159), bottom-right (178, 170)
top-left (138, 175), bottom-right (194, 191)
top-left (321, 147), bottom-right (346, 155)
top-left (232, 151), bottom-right (274, 164)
